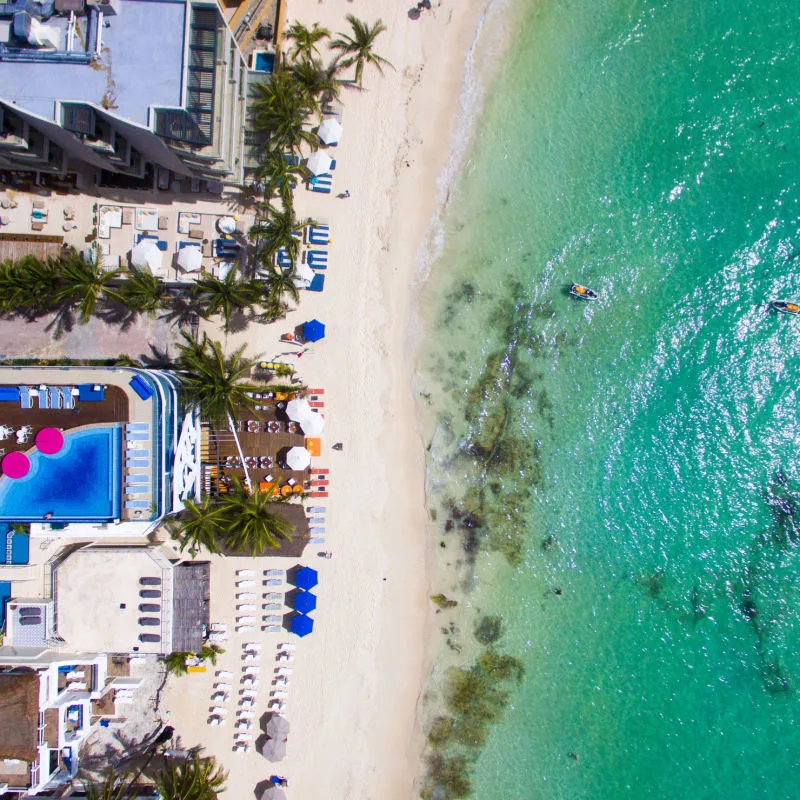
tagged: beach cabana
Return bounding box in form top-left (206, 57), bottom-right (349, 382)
top-left (306, 150), bottom-right (333, 176)
top-left (266, 715), bottom-right (291, 738)
top-left (177, 245), bottom-right (202, 272)
top-left (318, 117), bottom-right (343, 145)
top-left (293, 263), bottom-right (315, 288)
top-left (302, 319), bottom-right (325, 342)
top-left (131, 240), bottom-right (162, 272)
top-left (285, 446), bottom-right (311, 471)
top-left (294, 566), bottom-right (318, 590)
top-left (293, 591), bottom-right (317, 614)
top-left (290, 613), bottom-right (314, 637)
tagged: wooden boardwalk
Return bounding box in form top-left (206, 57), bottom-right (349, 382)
top-left (0, 233), bottom-right (64, 262)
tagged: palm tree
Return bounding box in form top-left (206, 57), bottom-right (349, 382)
top-left (249, 204), bottom-right (308, 267)
top-left (288, 57), bottom-right (342, 115)
top-left (257, 268), bottom-right (301, 307)
top-left (199, 643), bottom-right (223, 665)
top-left (253, 150), bottom-right (308, 210)
top-left (170, 495), bottom-right (225, 555)
top-left (285, 21), bottom-right (331, 61)
top-left (220, 481), bottom-right (294, 554)
top-left (153, 756), bottom-right (227, 800)
top-left (191, 271), bottom-right (256, 332)
top-left (84, 771), bottom-right (138, 800)
top-left (330, 15), bottom-right (393, 88)
top-left (175, 333), bottom-right (260, 490)
top-left (250, 71), bottom-right (318, 155)
top-left (118, 267), bottom-right (168, 315)
top-left (162, 651), bottom-right (190, 677)
top-left (0, 256), bottom-right (58, 315)
top-left (54, 248), bottom-right (123, 324)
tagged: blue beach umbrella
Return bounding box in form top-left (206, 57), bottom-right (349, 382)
top-left (293, 591), bottom-right (317, 614)
top-left (291, 614), bottom-right (314, 637)
top-left (294, 566), bottom-right (319, 590)
top-left (302, 319), bottom-right (325, 342)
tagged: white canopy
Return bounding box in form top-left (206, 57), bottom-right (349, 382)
top-left (177, 245), bottom-right (202, 271)
top-left (292, 263), bottom-right (315, 288)
top-left (285, 446), bottom-right (311, 471)
top-left (306, 150), bottom-right (333, 176)
top-left (286, 398), bottom-right (312, 422)
top-left (130, 240), bottom-right (162, 273)
top-left (299, 412), bottom-right (324, 437)
top-left (318, 117), bottom-right (342, 145)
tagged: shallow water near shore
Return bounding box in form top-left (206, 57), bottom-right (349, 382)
top-left (417, 0), bottom-right (800, 797)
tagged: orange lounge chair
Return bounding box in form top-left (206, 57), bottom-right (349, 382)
top-left (305, 437), bottom-right (321, 457)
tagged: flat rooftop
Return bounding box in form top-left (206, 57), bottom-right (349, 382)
top-left (54, 547), bottom-right (172, 654)
top-left (0, 0), bottom-right (187, 125)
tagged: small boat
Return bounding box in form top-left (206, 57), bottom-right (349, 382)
top-left (771, 301), bottom-right (800, 315)
top-left (569, 283), bottom-right (599, 300)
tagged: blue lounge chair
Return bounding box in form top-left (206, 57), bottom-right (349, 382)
top-left (48, 386), bottom-right (61, 409)
top-left (307, 226), bottom-right (329, 246)
top-left (307, 250), bottom-right (328, 269)
top-left (37, 389), bottom-right (49, 410)
top-left (126, 486), bottom-right (149, 495)
top-left (307, 274), bottom-right (325, 292)
top-left (126, 423), bottom-right (149, 432)
top-left (19, 386), bottom-right (31, 409)
top-left (126, 500), bottom-right (150, 509)
top-left (126, 475), bottom-right (148, 484)
top-left (125, 432), bottom-right (149, 441)
top-left (276, 248), bottom-right (294, 268)
top-left (59, 387), bottom-right (75, 409)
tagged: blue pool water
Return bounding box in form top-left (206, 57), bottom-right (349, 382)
top-left (0, 582), bottom-right (10, 629)
top-left (0, 426), bottom-right (121, 521)
top-left (254, 51), bottom-right (275, 73)
top-left (0, 524), bottom-right (30, 564)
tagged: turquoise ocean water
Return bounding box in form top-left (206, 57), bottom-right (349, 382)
top-left (418, 0), bottom-right (800, 797)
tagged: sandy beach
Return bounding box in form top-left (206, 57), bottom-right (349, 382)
top-left (159, 0), bottom-right (492, 797)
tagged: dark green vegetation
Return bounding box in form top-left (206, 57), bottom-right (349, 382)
top-left (430, 593), bottom-right (459, 609)
top-left (162, 644), bottom-right (224, 677)
top-left (422, 616), bottom-right (524, 800)
top-left (0, 250), bottom-right (296, 332)
top-left (170, 482), bottom-right (295, 556)
top-left (85, 756), bottom-right (226, 800)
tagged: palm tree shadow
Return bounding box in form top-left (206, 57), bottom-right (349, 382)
top-left (139, 342), bottom-right (173, 368)
top-left (227, 308), bottom-right (252, 334)
top-left (158, 295), bottom-right (203, 330)
top-left (95, 300), bottom-right (142, 333)
top-left (44, 305), bottom-right (76, 340)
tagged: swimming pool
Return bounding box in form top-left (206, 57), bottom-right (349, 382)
top-left (0, 426), bottom-right (121, 521)
top-left (253, 51), bottom-right (275, 73)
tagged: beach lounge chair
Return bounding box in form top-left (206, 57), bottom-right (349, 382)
top-left (243, 666), bottom-right (261, 674)
top-left (126, 422), bottom-right (149, 431)
top-left (241, 689), bottom-right (258, 699)
top-left (275, 247), bottom-right (294, 268)
top-left (237, 592), bottom-right (256, 601)
top-left (306, 249), bottom-right (328, 269)
top-left (263, 615), bottom-right (282, 625)
top-left (216, 670), bottom-right (233, 678)
top-left (210, 706), bottom-right (228, 715)
top-left (276, 668), bottom-right (293, 676)
top-left (263, 603), bottom-right (282, 611)
top-left (278, 643), bottom-right (296, 651)
top-left (125, 500), bottom-right (150, 509)
top-left (236, 569), bottom-right (255, 577)
top-left (211, 691), bottom-right (229, 702)
top-left (265, 569), bottom-right (283, 577)
top-left (264, 579), bottom-right (282, 587)
top-left (309, 174), bottom-right (332, 194)
top-left (126, 486), bottom-right (149, 495)
top-left (19, 386), bottom-right (32, 409)
top-left (277, 654), bottom-right (293, 663)
top-left (241, 678), bottom-right (259, 688)
top-left (237, 616), bottom-right (256, 624)
top-left (309, 527), bottom-right (326, 534)
top-left (37, 389), bottom-right (49, 409)
top-left (208, 633), bottom-right (227, 644)
top-left (307, 225), bottom-right (329, 246)
top-left (270, 691), bottom-right (289, 699)
top-left (236, 580), bottom-right (255, 588)
top-left (236, 625), bottom-right (255, 633)
top-left (242, 654), bottom-right (259, 663)
top-left (209, 717), bottom-right (225, 726)
top-left (237, 604), bottom-right (256, 612)
top-left (59, 386), bottom-right (75, 409)
top-left (236, 721), bottom-right (252, 731)
top-left (126, 432), bottom-right (149, 441)
top-left (309, 537), bottom-right (326, 545)
top-left (263, 625), bottom-right (282, 633)
top-left (264, 592), bottom-right (283, 601)
top-left (126, 475), bottom-right (148, 484)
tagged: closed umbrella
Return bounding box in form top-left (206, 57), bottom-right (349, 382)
top-left (306, 150), bottom-right (333, 176)
top-left (261, 738), bottom-right (287, 762)
top-left (299, 411), bottom-right (324, 436)
top-left (294, 566), bottom-right (318, 590)
top-left (293, 591), bottom-right (317, 614)
top-left (285, 446), bottom-right (311, 471)
top-left (318, 117), bottom-right (343, 145)
top-left (266, 715), bottom-right (291, 738)
top-left (260, 785), bottom-right (286, 799)
top-left (177, 245), bottom-right (202, 272)
top-left (131, 240), bottom-right (162, 272)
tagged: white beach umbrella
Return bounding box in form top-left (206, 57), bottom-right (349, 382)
top-left (317, 117), bottom-right (343, 145)
top-left (130, 240), bottom-right (162, 273)
top-left (266, 715), bottom-right (291, 738)
top-left (177, 245), bottom-right (202, 272)
top-left (299, 411), bottom-right (324, 437)
top-left (285, 446), bottom-right (311, 471)
top-left (306, 150), bottom-right (333, 176)
top-left (292, 263), bottom-right (315, 288)
top-left (286, 398), bottom-right (312, 422)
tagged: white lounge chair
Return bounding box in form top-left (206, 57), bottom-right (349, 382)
top-left (236, 569), bottom-right (256, 577)
top-left (216, 670), bottom-right (234, 679)
top-left (243, 642), bottom-right (261, 650)
top-left (277, 654), bottom-right (294, 663)
top-left (235, 733), bottom-right (254, 742)
top-left (265, 569), bottom-right (284, 577)
top-left (236, 580), bottom-right (255, 588)
top-left (240, 698), bottom-right (254, 709)
top-left (263, 625), bottom-right (282, 633)
top-left (264, 579), bottom-right (282, 587)
top-left (210, 623), bottom-right (227, 632)
top-left (263, 615), bottom-right (282, 625)
top-left (208, 633), bottom-right (227, 644)
top-left (237, 604), bottom-right (256, 612)
top-left (236, 625), bottom-right (255, 633)
top-left (276, 668), bottom-right (293, 676)
top-left (274, 678), bottom-right (288, 688)
top-left (241, 689), bottom-right (258, 698)
top-left (263, 603), bottom-right (282, 611)
top-left (243, 666), bottom-right (261, 675)
top-left (236, 721), bottom-right (252, 731)
top-left (210, 706), bottom-right (228, 715)
top-left (242, 654), bottom-right (259, 663)
top-left (236, 710), bottom-right (255, 719)
top-left (241, 678), bottom-right (259, 688)
top-left (214, 682), bottom-right (232, 691)
top-left (233, 745), bottom-right (250, 753)
top-left (270, 690), bottom-right (289, 699)
top-left (264, 592), bottom-right (283, 601)
top-left (237, 593), bottom-right (256, 601)
top-left (209, 717), bottom-right (226, 726)
top-left (211, 692), bottom-right (229, 702)
top-left (278, 643), bottom-right (296, 651)
top-left (237, 616), bottom-right (256, 624)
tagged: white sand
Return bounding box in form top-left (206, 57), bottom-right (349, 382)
top-left (161, 0), bottom-right (491, 797)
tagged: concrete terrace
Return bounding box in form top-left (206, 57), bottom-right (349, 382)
top-left (1, 0), bottom-right (187, 126)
